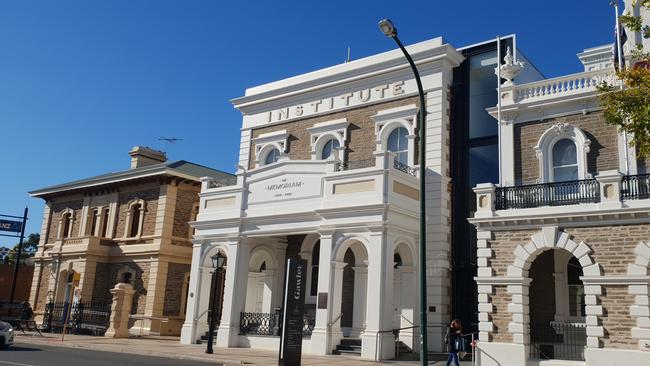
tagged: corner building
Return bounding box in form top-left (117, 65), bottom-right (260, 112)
top-left (28, 147), bottom-right (234, 336)
top-left (181, 36), bottom-right (542, 359)
top-left (470, 14), bottom-right (650, 366)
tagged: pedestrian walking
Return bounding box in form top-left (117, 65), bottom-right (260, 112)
top-left (444, 319), bottom-right (463, 366)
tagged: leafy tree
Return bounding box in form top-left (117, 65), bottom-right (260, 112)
top-left (2, 233), bottom-right (39, 265)
top-left (598, 1), bottom-right (650, 157)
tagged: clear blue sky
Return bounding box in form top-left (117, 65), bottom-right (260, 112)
top-left (0, 0), bottom-right (617, 247)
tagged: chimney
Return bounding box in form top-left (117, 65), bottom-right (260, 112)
top-left (128, 146), bottom-right (167, 169)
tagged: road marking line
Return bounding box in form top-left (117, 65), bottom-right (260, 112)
top-left (0, 361), bottom-right (36, 366)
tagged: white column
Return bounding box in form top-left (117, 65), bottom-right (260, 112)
top-left (311, 232), bottom-right (337, 355)
top-left (361, 230), bottom-right (394, 360)
top-left (351, 265), bottom-right (368, 337)
top-left (500, 119), bottom-right (516, 186)
top-left (272, 245), bottom-right (286, 310)
top-left (180, 242), bottom-right (204, 344)
top-left (216, 240), bottom-right (250, 347)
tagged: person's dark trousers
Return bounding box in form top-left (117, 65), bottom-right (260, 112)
top-left (445, 352), bottom-right (460, 366)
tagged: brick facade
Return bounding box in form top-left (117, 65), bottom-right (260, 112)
top-left (514, 111), bottom-right (620, 184)
top-left (600, 285), bottom-right (636, 349)
top-left (115, 188), bottom-right (160, 238)
top-left (491, 286), bottom-right (512, 343)
top-left (163, 262), bottom-right (190, 316)
top-left (483, 224), bottom-right (644, 351)
top-left (172, 189), bottom-right (198, 239)
top-left (92, 261), bottom-right (150, 315)
top-left (248, 96), bottom-right (419, 169)
top-left (48, 199), bottom-right (84, 242)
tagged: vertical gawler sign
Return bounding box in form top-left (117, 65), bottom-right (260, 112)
top-left (278, 258), bottom-right (307, 366)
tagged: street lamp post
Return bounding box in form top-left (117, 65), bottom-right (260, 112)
top-left (206, 252), bottom-right (226, 354)
top-left (378, 19), bottom-right (428, 365)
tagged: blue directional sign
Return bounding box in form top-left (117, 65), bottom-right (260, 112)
top-left (0, 219), bottom-right (23, 233)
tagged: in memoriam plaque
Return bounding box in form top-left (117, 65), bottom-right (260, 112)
top-left (278, 257), bottom-right (307, 366)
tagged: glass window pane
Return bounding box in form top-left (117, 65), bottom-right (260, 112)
top-left (321, 139), bottom-right (340, 159)
top-left (469, 50), bottom-right (498, 139)
top-left (264, 148), bottom-right (280, 165)
top-left (388, 127), bottom-right (409, 163)
top-left (553, 166), bottom-right (578, 182)
top-left (552, 139), bottom-right (577, 166)
top-left (469, 144), bottom-right (499, 188)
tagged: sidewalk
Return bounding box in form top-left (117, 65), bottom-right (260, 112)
top-left (14, 333), bottom-right (473, 365)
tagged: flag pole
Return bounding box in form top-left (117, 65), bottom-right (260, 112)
top-left (496, 36), bottom-right (502, 186)
top-left (613, 0), bottom-right (630, 174)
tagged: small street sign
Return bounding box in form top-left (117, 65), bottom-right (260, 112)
top-left (0, 219), bottom-right (22, 233)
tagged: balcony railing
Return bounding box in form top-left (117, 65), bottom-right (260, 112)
top-left (507, 69), bottom-right (618, 105)
top-left (621, 173), bottom-right (650, 200)
top-left (393, 159), bottom-right (417, 177)
top-left (239, 312), bottom-right (316, 337)
top-left (495, 179), bottom-right (600, 210)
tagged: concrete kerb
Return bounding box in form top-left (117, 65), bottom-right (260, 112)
top-left (14, 334), bottom-right (245, 366)
top-left (15, 334), bottom-right (434, 365)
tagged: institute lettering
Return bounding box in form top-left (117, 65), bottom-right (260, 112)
top-left (267, 81), bottom-right (405, 123)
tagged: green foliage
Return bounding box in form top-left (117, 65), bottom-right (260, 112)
top-left (2, 233), bottom-right (39, 265)
top-left (598, 3), bottom-right (650, 157)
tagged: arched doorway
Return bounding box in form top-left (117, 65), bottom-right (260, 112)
top-left (244, 247), bottom-right (277, 314)
top-left (392, 242), bottom-right (416, 350)
top-left (335, 240), bottom-right (368, 339)
top-left (529, 249), bottom-right (586, 361)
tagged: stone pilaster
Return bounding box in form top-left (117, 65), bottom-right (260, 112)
top-left (105, 283), bottom-right (136, 338)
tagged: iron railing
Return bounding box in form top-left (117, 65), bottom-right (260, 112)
top-left (495, 179), bottom-right (600, 209)
top-left (530, 322), bottom-right (586, 361)
top-left (42, 301), bottom-right (111, 335)
top-left (239, 312), bottom-right (316, 337)
top-left (239, 312), bottom-right (279, 336)
top-left (393, 160), bottom-right (417, 176)
top-left (621, 173), bottom-right (650, 200)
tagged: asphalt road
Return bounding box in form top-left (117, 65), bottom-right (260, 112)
top-left (0, 344), bottom-right (221, 366)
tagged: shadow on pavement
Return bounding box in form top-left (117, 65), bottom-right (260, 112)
top-left (3, 346), bottom-right (43, 352)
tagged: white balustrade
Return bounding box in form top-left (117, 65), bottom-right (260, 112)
top-left (506, 69), bottom-right (620, 105)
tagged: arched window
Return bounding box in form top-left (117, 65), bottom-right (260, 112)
top-left (310, 241), bottom-right (320, 296)
top-left (100, 208), bottom-right (110, 238)
top-left (89, 208), bottom-right (99, 236)
top-left (320, 139), bottom-right (340, 160)
top-left (62, 212), bottom-right (73, 238)
top-left (130, 204), bottom-right (141, 237)
top-left (534, 123), bottom-right (590, 183)
top-left (552, 139), bottom-right (579, 182)
top-left (387, 127), bottom-right (409, 165)
top-left (264, 148), bottom-right (281, 165)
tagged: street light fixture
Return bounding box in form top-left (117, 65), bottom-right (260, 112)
top-left (378, 18), bottom-right (428, 365)
top-left (206, 252), bottom-right (226, 354)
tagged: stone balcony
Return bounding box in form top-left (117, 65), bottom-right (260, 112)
top-left (195, 152), bottom-right (420, 235)
top-left (501, 68), bottom-right (619, 108)
top-left (472, 170), bottom-right (650, 225)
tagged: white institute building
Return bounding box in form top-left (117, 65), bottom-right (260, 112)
top-left (179, 34), bottom-right (542, 360)
top-left (180, 8), bottom-right (650, 362)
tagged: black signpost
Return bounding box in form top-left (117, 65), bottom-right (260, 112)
top-left (0, 207), bottom-right (29, 303)
top-left (278, 257), bottom-right (307, 366)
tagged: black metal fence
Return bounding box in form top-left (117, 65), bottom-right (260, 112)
top-left (239, 312), bottom-right (316, 337)
top-left (530, 322), bottom-right (586, 361)
top-left (621, 173), bottom-right (650, 200)
top-left (42, 301), bottom-right (111, 336)
top-left (495, 179), bottom-right (600, 209)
